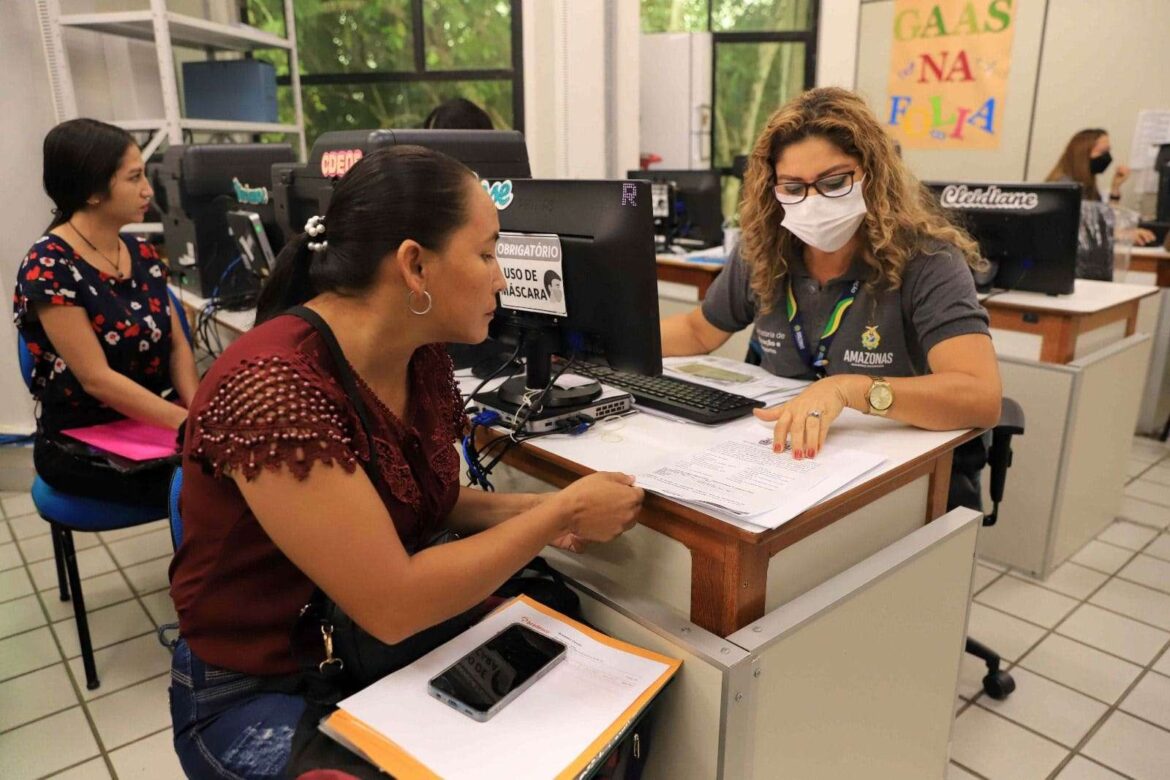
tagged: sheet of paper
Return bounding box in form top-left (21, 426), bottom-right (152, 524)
top-left (663, 355), bottom-right (811, 400)
top-left (334, 598), bottom-right (676, 780)
top-left (59, 418), bottom-right (178, 461)
top-left (1128, 110), bottom-right (1170, 194)
top-left (635, 437), bottom-right (885, 523)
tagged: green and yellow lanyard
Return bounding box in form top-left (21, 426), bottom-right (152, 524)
top-left (786, 277), bottom-right (860, 379)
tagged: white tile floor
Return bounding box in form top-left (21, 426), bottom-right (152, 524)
top-left (954, 435), bottom-right (1170, 779)
top-left (0, 505), bottom-right (177, 780)
top-left (1, 437), bottom-right (1169, 778)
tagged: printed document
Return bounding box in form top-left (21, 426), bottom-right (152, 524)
top-left (321, 596), bottom-right (680, 780)
top-left (636, 438), bottom-right (885, 525)
top-left (662, 355), bottom-right (810, 401)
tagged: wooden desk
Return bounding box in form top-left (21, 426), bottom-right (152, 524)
top-left (655, 256), bottom-right (723, 299)
top-left (168, 284), bottom-right (254, 338)
top-left (477, 414), bottom-right (978, 636)
top-left (1117, 246), bottom-right (1170, 287)
top-left (980, 279), bottom-right (1158, 364)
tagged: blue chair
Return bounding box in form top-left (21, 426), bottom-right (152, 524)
top-left (18, 288), bottom-right (192, 689)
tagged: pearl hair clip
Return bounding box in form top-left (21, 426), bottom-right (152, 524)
top-left (305, 215), bottom-right (328, 252)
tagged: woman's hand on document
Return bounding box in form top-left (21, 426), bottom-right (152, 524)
top-left (754, 376), bottom-right (859, 460)
top-left (551, 472), bottom-right (644, 548)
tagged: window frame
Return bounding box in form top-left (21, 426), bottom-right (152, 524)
top-left (268, 0), bottom-right (525, 133)
top-left (709, 3), bottom-right (820, 169)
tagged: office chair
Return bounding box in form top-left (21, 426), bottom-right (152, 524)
top-left (745, 342), bottom-right (1026, 699)
top-left (961, 397), bottom-right (1025, 700)
top-left (18, 289), bottom-right (190, 689)
top-left (168, 466), bottom-right (184, 551)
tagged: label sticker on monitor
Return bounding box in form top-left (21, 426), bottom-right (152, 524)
top-left (482, 179), bottom-right (514, 210)
top-left (496, 232), bottom-right (567, 317)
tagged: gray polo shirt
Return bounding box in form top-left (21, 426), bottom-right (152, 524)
top-left (701, 242), bottom-right (990, 380)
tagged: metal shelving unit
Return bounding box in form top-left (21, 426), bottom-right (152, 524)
top-left (36, 0), bottom-right (306, 161)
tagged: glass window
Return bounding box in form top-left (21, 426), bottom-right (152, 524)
top-left (246, 0), bottom-right (521, 152)
top-left (248, 0), bottom-right (415, 76)
top-left (710, 0), bottom-right (814, 33)
top-left (639, 1), bottom-right (816, 222)
top-left (713, 41), bottom-right (806, 168)
top-left (296, 81), bottom-right (513, 142)
top-left (640, 0), bottom-right (709, 33)
top-left (423, 0), bottom-right (512, 71)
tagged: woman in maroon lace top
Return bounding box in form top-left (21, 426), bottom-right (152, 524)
top-left (168, 146), bottom-right (644, 779)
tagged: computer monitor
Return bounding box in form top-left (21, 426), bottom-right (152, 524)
top-left (481, 179), bottom-right (662, 414)
top-left (626, 169), bottom-right (723, 249)
top-left (1156, 143), bottom-right (1170, 222)
top-left (159, 143), bottom-right (294, 301)
top-left (272, 128), bottom-right (531, 243)
top-left (924, 181), bottom-right (1081, 296)
top-left (225, 210), bottom-right (276, 279)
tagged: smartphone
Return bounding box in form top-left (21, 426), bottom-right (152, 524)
top-left (428, 623), bottom-right (567, 722)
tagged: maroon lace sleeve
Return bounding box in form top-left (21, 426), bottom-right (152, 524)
top-left (189, 354), bottom-right (361, 481)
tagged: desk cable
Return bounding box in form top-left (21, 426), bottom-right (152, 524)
top-left (462, 354), bottom-right (593, 491)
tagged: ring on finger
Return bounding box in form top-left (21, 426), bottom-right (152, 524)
top-left (807, 409), bottom-right (822, 419)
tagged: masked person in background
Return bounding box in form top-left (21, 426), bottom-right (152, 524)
top-left (1047, 128), bottom-right (1156, 280)
top-left (660, 87), bottom-right (1000, 508)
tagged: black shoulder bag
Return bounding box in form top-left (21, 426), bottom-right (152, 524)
top-left (285, 305), bottom-right (492, 693)
top-left (282, 307), bottom-right (655, 780)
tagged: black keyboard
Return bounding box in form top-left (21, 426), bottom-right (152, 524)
top-left (571, 362), bottom-right (764, 424)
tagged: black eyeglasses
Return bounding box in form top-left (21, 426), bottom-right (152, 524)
top-left (772, 170), bottom-right (859, 205)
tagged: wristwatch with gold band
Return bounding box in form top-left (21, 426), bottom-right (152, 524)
top-left (866, 377), bottom-right (894, 416)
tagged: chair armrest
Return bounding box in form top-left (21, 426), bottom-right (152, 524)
top-left (995, 397), bottom-right (1025, 437)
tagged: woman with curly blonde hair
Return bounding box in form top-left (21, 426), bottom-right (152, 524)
top-left (661, 87), bottom-right (1001, 462)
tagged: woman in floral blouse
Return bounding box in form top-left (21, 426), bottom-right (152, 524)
top-left (13, 118), bottom-right (199, 505)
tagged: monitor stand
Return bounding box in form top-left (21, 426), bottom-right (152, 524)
top-left (472, 384), bottom-right (633, 434)
top-left (495, 337), bottom-right (602, 409)
top-left (472, 334), bottom-right (633, 433)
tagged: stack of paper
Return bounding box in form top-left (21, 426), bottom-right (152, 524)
top-left (320, 596), bottom-right (681, 779)
top-left (662, 355), bottom-right (809, 402)
top-left (636, 437), bottom-right (885, 527)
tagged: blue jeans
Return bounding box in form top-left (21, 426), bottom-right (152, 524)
top-left (170, 638), bottom-right (306, 779)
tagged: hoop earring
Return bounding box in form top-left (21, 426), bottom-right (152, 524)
top-left (407, 289), bottom-right (433, 316)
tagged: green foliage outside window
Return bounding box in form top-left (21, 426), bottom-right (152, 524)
top-left (641, 0), bottom-right (815, 221)
top-left (640, 0), bottom-right (708, 33)
top-left (246, 0), bottom-right (516, 149)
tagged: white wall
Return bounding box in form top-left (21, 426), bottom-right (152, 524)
top-left (856, 0), bottom-right (1048, 183)
top-left (816, 0), bottom-right (861, 89)
top-left (1027, 0), bottom-right (1170, 209)
top-left (0, 2), bottom-right (57, 433)
top-left (1, 0), bottom-right (238, 434)
top-left (522, 0), bottom-right (640, 179)
top-left (853, 0), bottom-right (1170, 210)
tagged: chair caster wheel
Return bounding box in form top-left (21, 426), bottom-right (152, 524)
top-left (982, 670), bottom-right (1015, 700)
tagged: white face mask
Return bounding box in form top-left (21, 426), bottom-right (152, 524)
top-left (778, 177), bottom-right (867, 252)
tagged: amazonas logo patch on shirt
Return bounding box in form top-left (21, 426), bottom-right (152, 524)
top-left (861, 325), bottom-right (881, 351)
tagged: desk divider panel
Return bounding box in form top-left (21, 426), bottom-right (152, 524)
top-left (1051, 334), bottom-right (1153, 567)
top-left (550, 510), bottom-right (981, 779)
top-left (552, 523), bottom-right (694, 616)
top-left (765, 475), bottom-right (929, 610)
top-left (1073, 320), bottom-right (1130, 362)
top-left (729, 509), bottom-right (981, 780)
top-left (548, 552), bottom-right (742, 780)
top-left (978, 357), bottom-right (1076, 573)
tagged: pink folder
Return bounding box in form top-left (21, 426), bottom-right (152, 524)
top-left (60, 419), bottom-right (179, 461)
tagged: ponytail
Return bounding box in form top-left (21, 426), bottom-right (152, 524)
top-left (255, 233), bottom-right (318, 325)
top-left (44, 208), bottom-right (67, 234)
top-left (256, 145), bottom-right (476, 325)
